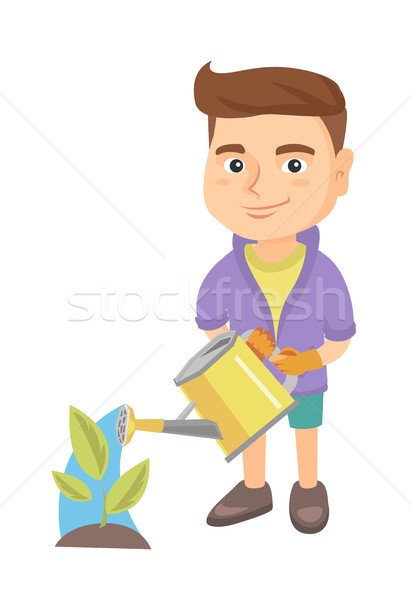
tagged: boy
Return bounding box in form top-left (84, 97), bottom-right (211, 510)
top-left (194, 62), bottom-right (355, 533)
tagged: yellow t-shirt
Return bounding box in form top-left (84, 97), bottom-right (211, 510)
top-left (244, 243), bottom-right (306, 339)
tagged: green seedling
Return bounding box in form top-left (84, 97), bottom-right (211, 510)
top-left (52, 406), bottom-right (149, 528)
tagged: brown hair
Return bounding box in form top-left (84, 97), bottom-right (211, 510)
top-left (194, 62), bottom-right (347, 154)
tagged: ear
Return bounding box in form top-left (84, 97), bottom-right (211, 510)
top-left (334, 148), bottom-right (353, 196)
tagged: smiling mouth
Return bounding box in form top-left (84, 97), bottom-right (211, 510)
top-left (242, 197), bottom-right (290, 219)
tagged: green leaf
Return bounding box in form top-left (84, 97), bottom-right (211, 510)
top-left (106, 458), bottom-right (149, 514)
top-left (69, 406), bottom-right (109, 480)
top-left (52, 471), bottom-right (92, 502)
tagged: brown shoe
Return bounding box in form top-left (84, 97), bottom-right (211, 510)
top-left (207, 481), bottom-right (273, 527)
top-left (289, 481), bottom-right (329, 534)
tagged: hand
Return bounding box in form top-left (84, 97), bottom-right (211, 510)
top-left (246, 327), bottom-right (276, 361)
top-left (269, 347), bottom-right (323, 375)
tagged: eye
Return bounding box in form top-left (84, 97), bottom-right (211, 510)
top-left (281, 158), bottom-right (308, 174)
top-left (224, 158), bottom-right (245, 174)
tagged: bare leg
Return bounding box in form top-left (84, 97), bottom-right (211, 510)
top-left (295, 428), bottom-right (318, 489)
top-left (243, 433), bottom-right (266, 488)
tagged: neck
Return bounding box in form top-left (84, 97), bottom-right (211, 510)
top-left (254, 234), bottom-right (298, 263)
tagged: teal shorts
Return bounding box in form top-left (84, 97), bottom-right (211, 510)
top-left (288, 393), bottom-right (324, 429)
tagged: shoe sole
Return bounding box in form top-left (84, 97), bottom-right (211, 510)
top-left (207, 502), bottom-right (273, 527)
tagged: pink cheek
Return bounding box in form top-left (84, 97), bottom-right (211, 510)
top-left (216, 178), bottom-right (231, 186)
top-left (291, 179), bottom-right (309, 187)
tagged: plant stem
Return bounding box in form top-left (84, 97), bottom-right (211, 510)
top-left (99, 480), bottom-right (107, 528)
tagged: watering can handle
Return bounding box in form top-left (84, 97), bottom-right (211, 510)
top-left (240, 329), bottom-right (298, 395)
top-left (269, 346), bottom-right (298, 394)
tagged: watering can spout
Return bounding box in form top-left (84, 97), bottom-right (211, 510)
top-left (116, 403), bottom-right (222, 447)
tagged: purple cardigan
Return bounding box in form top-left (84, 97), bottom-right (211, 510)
top-left (195, 226), bottom-right (356, 397)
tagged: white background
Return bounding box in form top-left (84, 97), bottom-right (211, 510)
top-left (0, 1), bottom-right (411, 598)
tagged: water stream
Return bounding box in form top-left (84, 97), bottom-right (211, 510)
top-left (58, 407), bottom-right (138, 537)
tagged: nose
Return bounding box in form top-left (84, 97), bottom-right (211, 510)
top-left (244, 161), bottom-right (261, 197)
top-left (246, 159), bottom-right (283, 201)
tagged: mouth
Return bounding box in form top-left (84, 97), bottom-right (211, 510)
top-left (242, 197), bottom-right (290, 219)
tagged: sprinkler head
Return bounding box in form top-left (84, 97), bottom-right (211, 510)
top-left (116, 404), bottom-right (136, 446)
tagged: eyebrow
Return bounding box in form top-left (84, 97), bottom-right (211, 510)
top-left (275, 144), bottom-right (315, 155)
top-left (215, 144), bottom-right (246, 155)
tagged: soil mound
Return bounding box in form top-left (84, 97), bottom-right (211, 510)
top-left (56, 524), bottom-right (150, 549)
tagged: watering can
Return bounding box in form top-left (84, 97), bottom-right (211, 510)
top-left (116, 329), bottom-right (299, 462)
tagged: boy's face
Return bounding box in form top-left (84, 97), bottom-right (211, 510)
top-left (204, 114), bottom-right (353, 240)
